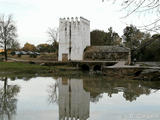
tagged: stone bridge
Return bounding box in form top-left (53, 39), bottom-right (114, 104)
top-left (71, 61), bottom-right (117, 71)
top-left (43, 61), bottom-right (117, 71)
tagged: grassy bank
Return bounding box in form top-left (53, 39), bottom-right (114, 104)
top-left (0, 62), bottom-right (51, 76)
top-left (0, 62), bottom-right (89, 77)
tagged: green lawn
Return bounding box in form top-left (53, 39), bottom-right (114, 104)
top-left (0, 62), bottom-right (84, 77)
top-left (0, 62), bottom-right (51, 76)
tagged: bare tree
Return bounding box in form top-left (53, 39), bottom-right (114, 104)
top-left (0, 15), bottom-right (17, 61)
top-left (47, 27), bottom-right (58, 43)
top-left (9, 39), bottom-right (20, 51)
top-left (47, 27), bottom-right (59, 54)
top-left (103, 0), bottom-right (160, 32)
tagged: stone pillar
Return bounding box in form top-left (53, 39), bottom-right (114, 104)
top-left (128, 49), bottom-right (131, 65)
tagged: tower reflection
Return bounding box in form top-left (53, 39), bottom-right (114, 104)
top-left (58, 78), bottom-right (90, 120)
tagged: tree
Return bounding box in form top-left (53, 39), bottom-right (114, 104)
top-left (23, 42), bottom-right (36, 52)
top-left (91, 28), bottom-right (121, 46)
top-left (122, 25), bottom-right (149, 60)
top-left (37, 44), bottom-right (50, 53)
top-left (104, 0), bottom-right (160, 32)
top-left (0, 15), bottom-right (17, 61)
top-left (9, 39), bottom-right (20, 51)
top-left (137, 34), bottom-right (160, 61)
top-left (47, 28), bottom-right (58, 43)
top-left (105, 27), bottom-right (122, 45)
top-left (37, 43), bottom-right (56, 53)
top-left (123, 25), bottom-right (144, 50)
top-left (47, 28), bottom-right (59, 54)
top-left (91, 30), bottom-right (106, 45)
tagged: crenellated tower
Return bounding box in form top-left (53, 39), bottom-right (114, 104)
top-left (58, 17), bottom-right (90, 61)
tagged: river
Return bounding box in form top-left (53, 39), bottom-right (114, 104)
top-left (0, 75), bottom-right (160, 120)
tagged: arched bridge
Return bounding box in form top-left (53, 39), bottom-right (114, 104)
top-left (71, 61), bottom-right (117, 72)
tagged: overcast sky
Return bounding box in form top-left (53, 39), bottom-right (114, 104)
top-left (0, 0), bottom-right (152, 47)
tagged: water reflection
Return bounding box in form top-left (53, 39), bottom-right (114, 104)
top-left (83, 78), bottom-right (153, 102)
top-left (58, 78), bottom-right (90, 120)
top-left (0, 75), bottom-right (158, 120)
top-left (0, 77), bottom-right (20, 120)
top-left (48, 77), bottom-right (160, 120)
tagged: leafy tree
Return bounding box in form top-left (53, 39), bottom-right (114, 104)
top-left (138, 34), bottom-right (160, 61)
top-left (122, 25), bottom-right (155, 61)
top-left (0, 15), bottom-right (17, 61)
top-left (105, 27), bottom-right (122, 45)
top-left (91, 30), bottom-right (106, 45)
top-left (122, 25), bottom-right (143, 50)
top-left (91, 28), bottom-right (121, 46)
top-left (22, 42), bottom-right (36, 52)
top-left (37, 43), bottom-right (58, 53)
top-left (37, 44), bottom-right (50, 53)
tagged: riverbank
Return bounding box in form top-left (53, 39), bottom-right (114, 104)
top-left (0, 61), bottom-right (160, 81)
top-left (0, 62), bottom-right (89, 78)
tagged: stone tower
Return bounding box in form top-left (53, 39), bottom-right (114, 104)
top-left (58, 17), bottom-right (90, 61)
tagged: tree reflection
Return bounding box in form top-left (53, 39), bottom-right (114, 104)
top-left (0, 77), bottom-right (20, 120)
top-left (48, 82), bottom-right (58, 104)
top-left (48, 76), bottom-right (160, 120)
top-left (48, 78), bottom-right (90, 120)
top-left (48, 76), bottom-right (160, 104)
top-left (83, 77), bottom-right (158, 102)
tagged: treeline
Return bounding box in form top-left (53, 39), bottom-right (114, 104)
top-left (21, 41), bottom-right (58, 53)
top-left (91, 25), bottom-right (160, 61)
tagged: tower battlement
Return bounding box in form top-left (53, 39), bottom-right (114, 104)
top-left (59, 17), bottom-right (90, 26)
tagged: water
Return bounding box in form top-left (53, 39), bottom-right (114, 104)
top-left (0, 76), bottom-right (160, 120)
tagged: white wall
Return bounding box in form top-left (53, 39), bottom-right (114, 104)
top-left (58, 18), bottom-right (70, 61)
top-left (58, 17), bottom-right (90, 61)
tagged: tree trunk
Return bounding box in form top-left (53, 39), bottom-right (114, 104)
top-left (4, 77), bottom-right (7, 95)
top-left (4, 39), bottom-right (7, 61)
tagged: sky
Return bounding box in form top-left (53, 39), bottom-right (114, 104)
top-left (0, 0), bottom-right (153, 47)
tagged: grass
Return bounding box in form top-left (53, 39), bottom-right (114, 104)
top-left (0, 62), bottom-right (51, 76)
top-left (8, 53), bottom-right (57, 61)
top-left (0, 62), bottom-right (90, 78)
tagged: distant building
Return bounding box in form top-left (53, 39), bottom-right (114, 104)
top-left (58, 78), bottom-right (90, 120)
top-left (58, 17), bottom-right (90, 61)
top-left (84, 46), bottom-right (131, 64)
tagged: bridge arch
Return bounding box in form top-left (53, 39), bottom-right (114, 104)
top-left (93, 65), bottom-right (102, 71)
top-left (81, 64), bottom-right (90, 71)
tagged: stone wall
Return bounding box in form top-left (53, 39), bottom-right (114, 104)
top-left (83, 46), bottom-right (131, 64)
top-left (84, 52), bottom-right (129, 61)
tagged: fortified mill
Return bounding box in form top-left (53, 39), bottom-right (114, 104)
top-left (58, 17), bottom-right (131, 71)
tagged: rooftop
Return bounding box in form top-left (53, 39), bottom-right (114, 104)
top-left (84, 46), bottom-right (130, 53)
